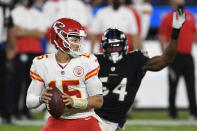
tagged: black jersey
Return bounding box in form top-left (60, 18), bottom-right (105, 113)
top-left (95, 50), bottom-right (149, 127)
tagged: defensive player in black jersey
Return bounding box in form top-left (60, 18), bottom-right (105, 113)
top-left (95, 8), bottom-right (185, 131)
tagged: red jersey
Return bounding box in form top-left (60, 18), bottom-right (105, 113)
top-left (15, 37), bottom-right (42, 54)
top-left (159, 10), bottom-right (196, 54)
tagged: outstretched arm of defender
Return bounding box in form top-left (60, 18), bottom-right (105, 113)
top-left (143, 8), bottom-right (185, 72)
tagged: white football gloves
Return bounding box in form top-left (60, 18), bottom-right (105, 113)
top-left (172, 7), bottom-right (185, 29)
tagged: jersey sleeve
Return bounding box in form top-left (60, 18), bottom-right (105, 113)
top-left (86, 76), bottom-right (103, 96)
top-left (83, 54), bottom-right (102, 96)
top-left (84, 54), bottom-right (100, 81)
top-left (26, 79), bottom-right (45, 108)
top-left (30, 58), bottom-right (44, 83)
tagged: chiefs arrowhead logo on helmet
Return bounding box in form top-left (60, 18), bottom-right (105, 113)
top-left (53, 21), bottom-right (66, 33)
top-left (50, 18), bottom-right (86, 57)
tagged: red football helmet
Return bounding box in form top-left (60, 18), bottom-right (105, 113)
top-left (50, 18), bottom-right (86, 57)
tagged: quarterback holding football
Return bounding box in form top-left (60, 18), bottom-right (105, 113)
top-left (26, 18), bottom-right (105, 131)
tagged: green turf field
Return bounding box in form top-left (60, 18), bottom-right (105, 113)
top-left (0, 110), bottom-right (197, 131)
top-left (0, 125), bottom-right (42, 131)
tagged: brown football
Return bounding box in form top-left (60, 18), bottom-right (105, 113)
top-left (47, 86), bottom-right (65, 119)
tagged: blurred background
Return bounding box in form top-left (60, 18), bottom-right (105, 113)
top-left (0, 0), bottom-right (197, 130)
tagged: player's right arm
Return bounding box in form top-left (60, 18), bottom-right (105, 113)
top-left (143, 8), bottom-right (185, 72)
top-left (84, 76), bottom-right (103, 109)
top-left (26, 79), bottom-right (45, 109)
top-left (26, 57), bottom-right (52, 109)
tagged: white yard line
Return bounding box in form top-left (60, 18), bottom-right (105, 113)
top-left (13, 120), bottom-right (45, 126)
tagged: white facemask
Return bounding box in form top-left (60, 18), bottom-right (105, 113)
top-left (109, 52), bottom-right (123, 63)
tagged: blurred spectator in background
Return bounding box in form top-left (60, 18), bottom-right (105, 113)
top-left (42, 0), bottom-right (61, 26)
top-left (43, 0), bottom-right (95, 54)
top-left (132, 0), bottom-right (152, 40)
top-left (159, 0), bottom-right (197, 120)
top-left (123, 0), bottom-right (141, 41)
top-left (0, 0), bottom-right (15, 124)
top-left (10, 0), bottom-right (48, 120)
top-left (57, 0), bottom-right (93, 29)
top-left (87, 0), bottom-right (102, 8)
top-left (33, 0), bottom-right (45, 11)
top-left (33, 0), bottom-right (48, 54)
top-left (42, 0), bottom-right (62, 53)
top-left (90, 0), bottom-right (142, 53)
top-left (56, 0), bottom-right (94, 53)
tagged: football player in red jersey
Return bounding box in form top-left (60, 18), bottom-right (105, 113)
top-left (26, 18), bottom-right (108, 131)
top-left (95, 8), bottom-right (185, 130)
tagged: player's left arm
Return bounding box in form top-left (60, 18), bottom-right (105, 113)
top-left (143, 8), bottom-right (185, 72)
top-left (84, 76), bottom-right (103, 109)
top-left (84, 55), bottom-right (103, 109)
top-left (26, 57), bottom-right (46, 109)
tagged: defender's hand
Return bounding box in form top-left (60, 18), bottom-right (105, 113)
top-left (172, 7), bottom-right (185, 29)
